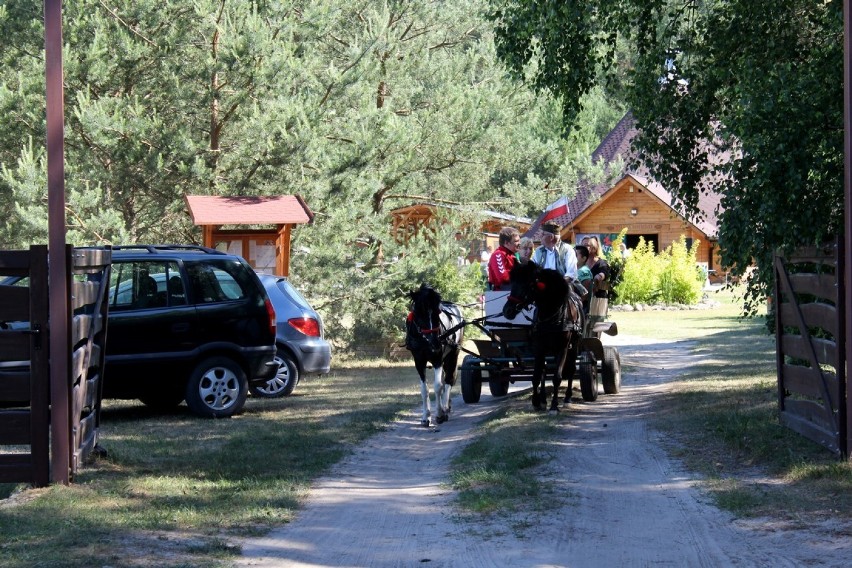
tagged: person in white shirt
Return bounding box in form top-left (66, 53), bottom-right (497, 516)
top-left (531, 223), bottom-right (578, 281)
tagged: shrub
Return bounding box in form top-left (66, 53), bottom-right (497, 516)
top-left (613, 235), bottom-right (704, 305)
top-left (658, 236), bottom-right (704, 304)
top-left (614, 237), bottom-right (663, 304)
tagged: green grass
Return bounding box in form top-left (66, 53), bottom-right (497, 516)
top-left (451, 406), bottom-right (558, 514)
top-left (613, 285), bottom-right (852, 521)
top-left (0, 360), bottom-right (420, 568)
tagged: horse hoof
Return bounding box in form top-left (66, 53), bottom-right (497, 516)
top-left (549, 407), bottom-right (560, 415)
top-left (421, 419), bottom-right (431, 427)
top-left (437, 414), bottom-right (448, 424)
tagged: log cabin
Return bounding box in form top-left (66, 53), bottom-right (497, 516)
top-left (529, 112), bottom-right (726, 282)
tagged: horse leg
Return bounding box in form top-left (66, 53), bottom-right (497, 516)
top-left (531, 353), bottom-right (545, 410)
top-left (548, 342), bottom-right (569, 414)
top-left (563, 335), bottom-right (579, 404)
top-left (549, 370), bottom-right (562, 414)
top-left (434, 365), bottom-right (450, 424)
top-left (416, 358), bottom-right (431, 427)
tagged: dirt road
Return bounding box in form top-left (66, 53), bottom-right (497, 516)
top-left (238, 335), bottom-right (851, 567)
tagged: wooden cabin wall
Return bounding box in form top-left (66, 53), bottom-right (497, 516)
top-left (570, 183), bottom-right (722, 275)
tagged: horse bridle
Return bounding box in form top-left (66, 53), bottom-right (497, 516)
top-left (408, 303), bottom-right (444, 351)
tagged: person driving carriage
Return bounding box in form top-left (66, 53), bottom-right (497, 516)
top-left (531, 223), bottom-right (578, 281)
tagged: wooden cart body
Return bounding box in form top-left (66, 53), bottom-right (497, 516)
top-left (459, 291), bottom-right (621, 403)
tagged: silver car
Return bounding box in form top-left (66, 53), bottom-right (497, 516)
top-left (252, 274), bottom-right (332, 397)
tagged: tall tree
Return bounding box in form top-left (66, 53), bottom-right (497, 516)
top-left (489, 0), bottom-right (844, 312)
top-left (0, 0), bottom-right (623, 349)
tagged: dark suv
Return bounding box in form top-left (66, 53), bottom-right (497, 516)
top-left (103, 245), bottom-right (278, 417)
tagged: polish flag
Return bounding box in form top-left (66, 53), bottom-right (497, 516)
top-left (523, 196), bottom-right (572, 239)
top-left (541, 196), bottom-right (570, 224)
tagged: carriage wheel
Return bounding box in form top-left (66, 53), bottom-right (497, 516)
top-left (461, 355), bottom-right (483, 403)
top-left (601, 346), bottom-right (621, 394)
top-left (578, 352), bottom-right (599, 402)
top-left (489, 378), bottom-right (509, 397)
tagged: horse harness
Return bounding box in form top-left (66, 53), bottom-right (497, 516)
top-left (406, 302), bottom-right (460, 352)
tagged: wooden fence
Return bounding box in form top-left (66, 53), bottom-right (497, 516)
top-left (0, 245), bottom-right (110, 486)
top-left (774, 242), bottom-right (849, 457)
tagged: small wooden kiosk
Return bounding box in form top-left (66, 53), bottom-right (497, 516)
top-left (185, 195), bottom-right (313, 276)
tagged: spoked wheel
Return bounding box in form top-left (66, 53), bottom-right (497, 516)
top-left (578, 351), bottom-right (599, 402)
top-left (461, 355), bottom-right (483, 403)
top-left (250, 352), bottom-right (299, 398)
top-left (185, 356), bottom-right (248, 418)
top-left (601, 346), bottom-right (621, 394)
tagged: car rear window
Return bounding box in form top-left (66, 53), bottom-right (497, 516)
top-left (277, 279), bottom-right (313, 310)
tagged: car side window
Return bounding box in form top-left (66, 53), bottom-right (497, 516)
top-left (109, 261), bottom-right (182, 310)
top-left (186, 261), bottom-right (248, 303)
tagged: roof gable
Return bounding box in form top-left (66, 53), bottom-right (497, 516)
top-left (553, 112), bottom-right (722, 239)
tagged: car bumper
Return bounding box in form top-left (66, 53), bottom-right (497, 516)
top-left (246, 346), bottom-right (279, 381)
top-left (289, 340), bottom-right (332, 375)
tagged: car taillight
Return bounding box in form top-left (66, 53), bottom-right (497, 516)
top-left (288, 317), bottom-right (320, 337)
top-left (265, 298), bottom-right (276, 336)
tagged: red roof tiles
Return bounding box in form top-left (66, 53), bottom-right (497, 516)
top-left (185, 195), bottom-right (313, 226)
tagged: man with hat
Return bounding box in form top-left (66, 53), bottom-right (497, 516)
top-left (532, 222), bottom-right (578, 282)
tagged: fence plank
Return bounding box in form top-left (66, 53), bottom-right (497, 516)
top-left (781, 335), bottom-right (838, 369)
top-left (0, 411), bottom-right (31, 444)
top-left (0, 333), bottom-right (30, 361)
top-left (778, 302), bottom-right (838, 339)
top-left (0, 368), bottom-right (30, 402)
top-left (781, 409), bottom-right (839, 454)
top-left (0, 286), bottom-right (30, 321)
top-left (787, 272), bottom-right (837, 303)
top-left (781, 364), bottom-right (840, 407)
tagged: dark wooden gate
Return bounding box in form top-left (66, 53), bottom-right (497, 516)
top-left (0, 245), bottom-right (110, 486)
top-left (774, 242), bottom-right (849, 457)
top-left (0, 246), bottom-right (50, 486)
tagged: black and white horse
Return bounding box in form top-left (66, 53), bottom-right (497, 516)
top-left (405, 283), bottom-right (464, 427)
top-left (502, 263), bottom-right (585, 413)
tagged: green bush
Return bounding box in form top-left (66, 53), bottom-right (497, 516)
top-left (613, 235), bottom-right (704, 305)
top-left (658, 236), bottom-right (704, 304)
top-left (614, 237), bottom-right (663, 304)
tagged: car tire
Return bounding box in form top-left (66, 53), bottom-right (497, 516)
top-left (185, 356), bottom-right (248, 418)
top-left (250, 352), bottom-right (299, 398)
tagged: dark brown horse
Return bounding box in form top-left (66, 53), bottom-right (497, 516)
top-left (502, 263), bottom-right (584, 412)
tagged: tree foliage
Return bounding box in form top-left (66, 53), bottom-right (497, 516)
top-left (489, 0), bottom-right (844, 314)
top-left (0, 0), bottom-right (625, 351)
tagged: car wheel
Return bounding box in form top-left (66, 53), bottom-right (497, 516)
top-left (185, 357), bottom-right (248, 418)
top-left (250, 353), bottom-right (299, 398)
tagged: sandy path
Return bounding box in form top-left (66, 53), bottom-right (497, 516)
top-left (237, 335), bottom-right (851, 568)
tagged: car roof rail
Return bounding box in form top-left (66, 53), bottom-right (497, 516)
top-left (111, 244), bottom-right (226, 255)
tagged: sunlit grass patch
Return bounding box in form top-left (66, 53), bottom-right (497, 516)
top-left (451, 406), bottom-right (558, 514)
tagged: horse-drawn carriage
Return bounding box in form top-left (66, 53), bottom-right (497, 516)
top-left (405, 263), bottom-right (621, 425)
top-left (457, 277), bottom-right (621, 406)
